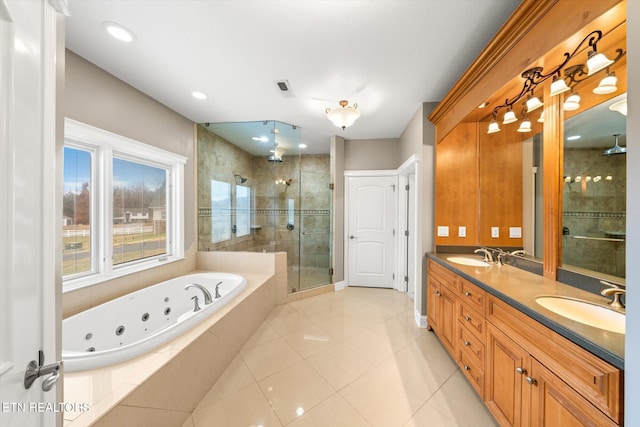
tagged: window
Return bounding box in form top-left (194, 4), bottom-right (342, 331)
top-left (235, 185), bottom-right (251, 237)
top-left (63, 119), bottom-right (186, 291)
top-left (211, 180), bottom-right (231, 243)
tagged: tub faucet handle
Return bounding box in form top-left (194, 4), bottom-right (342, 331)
top-left (191, 296), bottom-right (201, 312)
top-left (215, 281), bottom-right (222, 299)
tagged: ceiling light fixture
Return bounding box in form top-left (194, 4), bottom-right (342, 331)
top-left (191, 91), bottom-right (207, 100)
top-left (566, 135), bottom-right (581, 141)
top-left (102, 21), bottom-right (136, 43)
top-left (325, 100), bottom-right (360, 130)
top-left (298, 143), bottom-right (307, 149)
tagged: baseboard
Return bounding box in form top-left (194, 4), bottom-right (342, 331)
top-left (414, 308), bottom-right (427, 328)
top-left (334, 280), bottom-right (347, 291)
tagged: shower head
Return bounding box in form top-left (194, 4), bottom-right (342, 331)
top-left (234, 174), bottom-right (248, 184)
top-left (603, 134), bottom-right (626, 156)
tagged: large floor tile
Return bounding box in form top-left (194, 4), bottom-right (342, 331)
top-left (339, 369), bottom-right (425, 427)
top-left (281, 322), bottom-right (336, 358)
top-left (403, 402), bottom-right (458, 427)
top-left (306, 341), bottom-right (374, 390)
top-left (287, 394), bottom-right (370, 427)
top-left (192, 383), bottom-right (282, 427)
top-left (242, 337), bottom-right (302, 380)
top-left (195, 355), bottom-right (256, 410)
top-left (377, 334), bottom-right (458, 400)
top-left (427, 371), bottom-right (498, 427)
top-left (258, 360), bottom-right (334, 425)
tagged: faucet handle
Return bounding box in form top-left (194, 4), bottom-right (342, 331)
top-left (600, 281), bottom-right (625, 309)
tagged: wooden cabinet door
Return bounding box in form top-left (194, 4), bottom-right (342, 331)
top-left (528, 359), bottom-right (618, 427)
top-left (438, 283), bottom-right (457, 355)
top-left (486, 323), bottom-right (530, 427)
top-left (427, 278), bottom-right (440, 332)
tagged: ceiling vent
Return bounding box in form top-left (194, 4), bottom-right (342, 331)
top-left (275, 80), bottom-right (295, 98)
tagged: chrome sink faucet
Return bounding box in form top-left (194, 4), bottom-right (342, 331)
top-left (474, 248), bottom-right (494, 263)
top-left (510, 249), bottom-right (527, 256)
top-left (185, 283), bottom-right (213, 305)
top-left (600, 280), bottom-right (626, 309)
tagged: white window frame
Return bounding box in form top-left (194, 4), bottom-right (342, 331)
top-left (63, 118), bottom-right (186, 292)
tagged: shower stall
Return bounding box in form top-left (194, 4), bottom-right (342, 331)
top-left (197, 120), bottom-right (332, 293)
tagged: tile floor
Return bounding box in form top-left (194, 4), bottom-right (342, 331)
top-left (181, 287), bottom-right (497, 427)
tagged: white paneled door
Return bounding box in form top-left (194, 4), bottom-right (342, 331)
top-left (347, 175), bottom-right (396, 288)
top-left (0, 1), bottom-right (64, 426)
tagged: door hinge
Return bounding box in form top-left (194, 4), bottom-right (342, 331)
top-left (329, 268), bottom-right (334, 276)
top-left (393, 273), bottom-right (395, 280)
top-left (329, 183), bottom-right (334, 190)
top-left (404, 230), bottom-right (409, 237)
top-left (393, 229), bottom-right (396, 236)
top-left (405, 184), bottom-right (410, 191)
top-left (404, 276), bottom-right (409, 282)
top-left (391, 184), bottom-right (395, 192)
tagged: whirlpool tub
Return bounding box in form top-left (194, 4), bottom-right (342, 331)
top-left (62, 272), bottom-right (247, 372)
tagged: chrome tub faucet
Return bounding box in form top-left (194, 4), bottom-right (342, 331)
top-left (185, 283), bottom-right (213, 305)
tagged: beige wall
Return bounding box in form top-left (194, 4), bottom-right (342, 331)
top-left (344, 138), bottom-right (400, 170)
top-left (62, 50), bottom-right (196, 315)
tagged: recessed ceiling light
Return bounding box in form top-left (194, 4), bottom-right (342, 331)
top-left (191, 91), bottom-right (207, 100)
top-left (566, 135), bottom-right (581, 141)
top-left (102, 21), bottom-right (136, 43)
top-left (252, 136), bottom-right (269, 142)
top-left (298, 143), bottom-right (307, 149)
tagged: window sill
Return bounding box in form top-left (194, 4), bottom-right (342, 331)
top-left (62, 255), bottom-right (186, 293)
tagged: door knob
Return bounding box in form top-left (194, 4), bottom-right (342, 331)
top-left (349, 235), bottom-right (356, 239)
top-left (24, 350), bottom-right (62, 392)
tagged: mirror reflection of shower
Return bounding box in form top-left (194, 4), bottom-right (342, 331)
top-left (197, 120), bottom-right (333, 293)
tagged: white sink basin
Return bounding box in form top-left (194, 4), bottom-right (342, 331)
top-left (446, 257), bottom-right (490, 267)
top-left (535, 296), bottom-right (625, 334)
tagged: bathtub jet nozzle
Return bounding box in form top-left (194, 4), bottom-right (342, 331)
top-left (185, 283), bottom-right (213, 305)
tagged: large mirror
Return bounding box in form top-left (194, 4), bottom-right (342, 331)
top-left (562, 94), bottom-right (627, 280)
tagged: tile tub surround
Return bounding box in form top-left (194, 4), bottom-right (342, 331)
top-left (63, 251), bottom-right (286, 427)
top-left (426, 253), bottom-right (624, 369)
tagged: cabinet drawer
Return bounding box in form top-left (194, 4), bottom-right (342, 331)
top-left (459, 277), bottom-right (486, 314)
top-left (459, 349), bottom-right (484, 398)
top-left (458, 323), bottom-right (485, 365)
top-left (457, 303), bottom-right (484, 340)
top-left (428, 260), bottom-right (460, 293)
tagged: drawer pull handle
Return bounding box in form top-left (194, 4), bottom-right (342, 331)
top-left (464, 315), bottom-right (471, 321)
top-left (463, 340), bottom-right (471, 346)
top-left (435, 291), bottom-right (441, 297)
top-left (525, 376), bottom-right (537, 386)
top-left (464, 365), bottom-right (470, 371)
top-left (464, 291), bottom-right (471, 297)
top-left (516, 367), bottom-right (527, 375)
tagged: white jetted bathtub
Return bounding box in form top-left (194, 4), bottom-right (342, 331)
top-left (62, 272), bottom-right (247, 372)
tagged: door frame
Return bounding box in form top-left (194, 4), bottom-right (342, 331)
top-left (344, 170), bottom-right (399, 290)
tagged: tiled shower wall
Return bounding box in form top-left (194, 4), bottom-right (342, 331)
top-left (562, 147), bottom-right (626, 277)
top-left (197, 125), bottom-right (331, 290)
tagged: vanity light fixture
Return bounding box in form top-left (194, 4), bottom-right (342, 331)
top-left (326, 100), bottom-right (360, 130)
top-left (103, 21), bottom-right (136, 43)
top-left (484, 30), bottom-right (624, 134)
top-left (503, 107), bottom-right (517, 124)
top-left (525, 92), bottom-right (544, 112)
top-left (549, 74), bottom-right (571, 97)
top-left (605, 176), bottom-right (613, 181)
top-left (487, 117), bottom-right (500, 134)
top-left (609, 97), bottom-right (627, 116)
top-left (593, 70), bottom-right (618, 94)
top-left (537, 111), bottom-right (544, 123)
top-left (587, 48), bottom-right (614, 76)
top-left (517, 118), bottom-right (532, 133)
top-left (594, 176), bottom-right (602, 182)
top-left (563, 91), bottom-right (581, 111)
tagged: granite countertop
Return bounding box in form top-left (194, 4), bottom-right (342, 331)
top-left (426, 253), bottom-right (625, 370)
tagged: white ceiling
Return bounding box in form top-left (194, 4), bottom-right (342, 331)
top-left (65, 0), bottom-right (520, 154)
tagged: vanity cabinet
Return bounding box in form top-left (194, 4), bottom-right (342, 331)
top-left (426, 260), bottom-right (624, 426)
